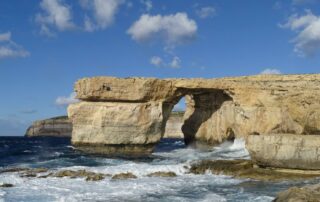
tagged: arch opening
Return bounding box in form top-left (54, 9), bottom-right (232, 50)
top-left (161, 89), bottom-right (235, 147)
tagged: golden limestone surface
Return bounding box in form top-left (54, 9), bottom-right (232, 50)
top-left (68, 74), bottom-right (320, 160)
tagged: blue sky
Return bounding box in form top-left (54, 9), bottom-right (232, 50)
top-left (0, 0), bottom-right (320, 136)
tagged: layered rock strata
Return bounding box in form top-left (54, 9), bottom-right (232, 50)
top-left (68, 74), bottom-right (320, 153)
top-left (246, 134), bottom-right (320, 170)
top-left (25, 116), bottom-right (71, 138)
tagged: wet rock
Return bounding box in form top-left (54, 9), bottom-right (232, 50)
top-left (189, 159), bottom-right (320, 181)
top-left (111, 172), bottom-right (137, 180)
top-left (147, 171), bottom-right (177, 177)
top-left (0, 183), bottom-right (14, 188)
top-left (85, 174), bottom-right (105, 181)
top-left (0, 167), bottom-right (30, 174)
top-left (52, 170), bottom-right (107, 181)
top-left (273, 184), bottom-right (320, 202)
top-left (1, 167), bottom-right (49, 178)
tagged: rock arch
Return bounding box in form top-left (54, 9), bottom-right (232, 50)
top-left (68, 74), bottom-right (320, 154)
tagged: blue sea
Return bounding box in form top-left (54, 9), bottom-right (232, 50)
top-left (0, 137), bottom-right (318, 202)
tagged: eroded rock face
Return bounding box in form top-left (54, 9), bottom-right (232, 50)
top-left (68, 101), bottom-right (172, 149)
top-left (25, 116), bottom-right (71, 138)
top-left (246, 134), bottom-right (320, 170)
top-left (69, 74), bottom-right (320, 153)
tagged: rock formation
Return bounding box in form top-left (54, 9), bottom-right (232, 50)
top-left (25, 114), bottom-right (181, 139)
top-left (246, 134), bottom-right (320, 170)
top-left (25, 116), bottom-right (71, 138)
top-left (68, 74), bottom-right (320, 154)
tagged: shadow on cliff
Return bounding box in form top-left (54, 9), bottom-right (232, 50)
top-left (181, 90), bottom-right (233, 146)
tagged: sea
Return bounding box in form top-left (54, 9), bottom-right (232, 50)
top-left (0, 137), bottom-right (318, 202)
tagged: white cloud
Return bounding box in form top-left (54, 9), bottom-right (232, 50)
top-left (82, 0), bottom-right (125, 32)
top-left (141, 0), bottom-right (152, 12)
top-left (170, 56), bottom-right (181, 68)
top-left (0, 32), bottom-right (11, 42)
top-left (55, 92), bottom-right (79, 107)
top-left (260, 68), bottom-right (282, 75)
top-left (196, 6), bottom-right (216, 19)
top-left (150, 56), bottom-right (163, 66)
top-left (127, 12), bottom-right (197, 46)
top-left (0, 32), bottom-right (30, 60)
top-left (36, 0), bottom-right (75, 36)
top-left (281, 10), bottom-right (320, 56)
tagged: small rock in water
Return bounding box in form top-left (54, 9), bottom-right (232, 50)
top-left (85, 174), bottom-right (105, 181)
top-left (0, 183), bottom-right (14, 188)
top-left (147, 171), bottom-right (177, 177)
top-left (0, 167), bottom-right (30, 174)
top-left (111, 172), bottom-right (137, 180)
top-left (51, 169), bottom-right (108, 181)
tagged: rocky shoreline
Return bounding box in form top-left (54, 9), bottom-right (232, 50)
top-left (21, 74), bottom-right (320, 200)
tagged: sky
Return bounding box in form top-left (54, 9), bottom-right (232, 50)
top-left (0, 0), bottom-right (320, 136)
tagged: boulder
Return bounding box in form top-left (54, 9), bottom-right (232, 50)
top-left (25, 116), bottom-right (71, 138)
top-left (246, 134), bottom-right (320, 170)
top-left (111, 172), bottom-right (137, 180)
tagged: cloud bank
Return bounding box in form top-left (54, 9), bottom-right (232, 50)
top-left (0, 32), bottom-right (29, 60)
top-left (282, 10), bottom-right (320, 56)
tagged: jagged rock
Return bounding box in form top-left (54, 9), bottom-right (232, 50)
top-left (85, 174), bottom-right (105, 181)
top-left (246, 134), bottom-right (320, 170)
top-left (0, 183), bottom-right (14, 188)
top-left (147, 171), bottom-right (177, 177)
top-left (273, 184), bottom-right (320, 202)
top-left (50, 170), bottom-right (108, 181)
top-left (25, 116), bottom-right (71, 138)
top-left (111, 172), bottom-right (137, 180)
top-left (163, 111), bottom-right (184, 139)
top-left (189, 159), bottom-right (320, 181)
top-left (69, 74), bottom-right (320, 154)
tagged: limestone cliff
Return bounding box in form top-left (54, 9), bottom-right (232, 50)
top-left (25, 116), bottom-right (72, 138)
top-left (68, 74), bottom-right (320, 152)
